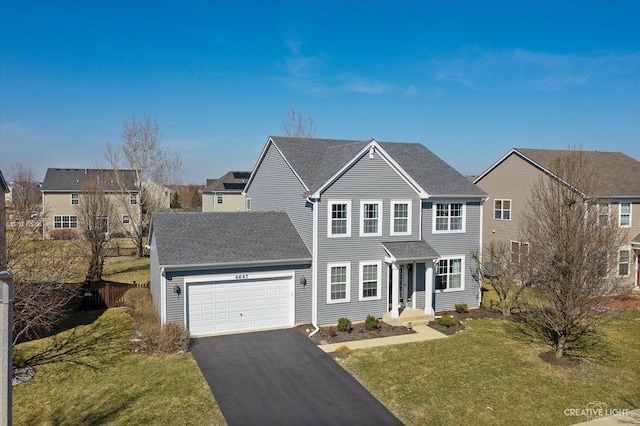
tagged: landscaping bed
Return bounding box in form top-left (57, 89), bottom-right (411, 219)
top-left (295, 321), bottom-right (415, 345)
top-left (428, 307), bottom-right (507, 335)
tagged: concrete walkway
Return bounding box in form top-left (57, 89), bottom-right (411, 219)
top-left (570, 410), bottom-right (640, 425)
top-left (318, 324), bottom-right (448, 352)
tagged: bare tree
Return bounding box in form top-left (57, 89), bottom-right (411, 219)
top-left (8, 232), bottom-right (86, 344)
top-left (105, 112), bottom-right (182, 257)
top-left (75, 171), bottom-right (116, 281)
top-left (519, 149), bottom-right (626, 358)
top-left (472, 240), bottom-right (532, 317)
top-left (8, 162), bottom-right (41, 226)
top-left (282, 107), bottom-right (315, 138)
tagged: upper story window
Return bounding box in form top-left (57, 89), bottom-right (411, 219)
top-left (434, 202), bottom-right (465, 233)
top-left (360, 200), bottom-right (382, 236)
top-left (71, 193), bottom-right (79, 205)
top-left (327, 262), bottom-right (350, 303)
top-left (328, 200), bottom-right (351, 237)
top-left (122, 214), bottom-right (130, 224)
top-left (217, 194), bottom-right (224, 204)
top-left (598, 203), bottom-right (610, 226)
top-left (391, 200), bottom-right (412, 236)
top-left (494, 199), bottom-right (511, 220)
top-left (435, 257), bottom-right (464, 291)
top-left (130, 193), bottom-right (138, 205)
top-left (619, 203), bottom-right (631, 228)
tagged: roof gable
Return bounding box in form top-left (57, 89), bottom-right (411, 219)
top-left (151, 211), bottom-right (311, 267)
top-left (204, 170), bottom-right (251, 193)
top-left (248, 136), bottom-right (485, 199)
top-left (475, 148), bottom-right (640, 197)
top-left (41, 168), bottom-right (138, 192)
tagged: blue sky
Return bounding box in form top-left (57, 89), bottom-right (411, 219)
top-left (1, 0), bottom-right (638, 183)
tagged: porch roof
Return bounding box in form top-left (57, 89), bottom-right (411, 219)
top-left (631, 233), bottom-right (640, 248)
top-left (382, 240), bottom-right (439, 262)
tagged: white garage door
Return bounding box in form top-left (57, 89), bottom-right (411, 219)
top-left (187, 275), bottom-right (294, 336)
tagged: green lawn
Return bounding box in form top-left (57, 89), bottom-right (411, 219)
top-left (13, 308), bottom-right (225, 425)
top-left (103, 256), bottom-right (151, 285)
top-left (341, 310), bottom-right (640, 426)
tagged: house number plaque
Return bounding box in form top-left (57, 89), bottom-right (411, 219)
top-left (235, 274), bottom-right (249, 280)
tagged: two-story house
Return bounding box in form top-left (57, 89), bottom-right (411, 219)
top-left (201, 171), bottom-right (250, 212)
top-left (41, 168), bottom-right (143, 238)
top-left (149, 137), bottom-right (487, 336)
top-left (474, 148), bottom-right (640, 289)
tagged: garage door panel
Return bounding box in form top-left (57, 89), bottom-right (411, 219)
top-left (188, 276), bottom-right (293, 336)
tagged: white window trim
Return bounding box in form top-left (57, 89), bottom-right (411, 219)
top-left (618, 202), bottom-right (631, 228)
top-left (598, 203), bottom-right (611, 227)
top-left (327, 262), bottom-right (351, 304)
top-left (510, 240), bottom-right (530, 264)
top-left (53, 215), bottom-right (78, 229)
top-left (618, 246), bottom-right (631, 277)
top-left (390, 200), bottom-right (412, 236)
top-left (130, 192), bottom-right (138, 205)
top-left (432, 201), bottom-right (466, 234)
top-left (359, 260), bottom-right (382, 301)
top-left (360, 200), bottom-right (382, 237)
top-left (327, 200), bottom-right (352, 238)
top-left (71, 193), bottom-right (79, 205)
top-left (494, 199), bottom-right (511, 221)
top-left (122, 214), bottom-right (130, 224)
top-left (434, 255), bottom-right (465, 292)
top-left (216, 193), bottom-right (224, 204)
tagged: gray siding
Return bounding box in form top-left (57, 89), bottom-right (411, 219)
top-left (164, 264), bottom-right (312, 325)
top-left (247, 144), bottom-right (314, 251)
top-left (149, 235), bottom-right (162, 319)
top-left (422, 200), bottom-right (483, 311)
top-left (316, 151), bottom-right (421, 325)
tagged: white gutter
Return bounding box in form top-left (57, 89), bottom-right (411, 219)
top-left (308, 197), bottom-right (320, 337)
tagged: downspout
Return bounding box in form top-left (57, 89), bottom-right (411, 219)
top-left (308, 197), bottom-right (320, 337)
top-left (160, 267), bottom-right (167, 325)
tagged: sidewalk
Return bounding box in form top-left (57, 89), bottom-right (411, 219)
top-left (318, 324), bottom-right (448, 353)
top-left (571, 410), bottom-right (640, 425)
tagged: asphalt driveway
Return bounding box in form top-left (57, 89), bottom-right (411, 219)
top-left (191, 329), bottom-right (403, 426)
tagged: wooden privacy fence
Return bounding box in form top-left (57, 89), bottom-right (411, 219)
top-left (83, 281), bottom-right (150, 309)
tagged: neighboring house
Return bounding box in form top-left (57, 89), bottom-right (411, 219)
top-left (41, 168), bottom-right (141, 238)
top-left (474, 148), bottom-right (640, 288)
top-left (150, 136), bottom-right (487, 336)
top-left (201, 171), bottom-right (251, 212)
top-left (0, 170), bottom-right (9, 270)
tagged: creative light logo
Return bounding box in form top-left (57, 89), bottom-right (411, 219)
top-left (564, 401), bottom-right (629, 420)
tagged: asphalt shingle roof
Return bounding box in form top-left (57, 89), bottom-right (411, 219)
top-left (382, 240), bottom-right (440, 261)
top-left (41, 168), bottom-right (138, 192)
top-left (151, 211), bottom-right (311, 267)
top-left (270, 136), bottom-right (486, 198)
top-left (515, 149), bottom-right (640, 197)
top-left (203, 171), bottom-right (251, 193)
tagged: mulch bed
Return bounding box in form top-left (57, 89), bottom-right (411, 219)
top-left (427, 307), bottom-right (506, 335)
top-left (538, 351), bottom-right (582, 368)
top-left (295, 321), bottom-right (415, 346)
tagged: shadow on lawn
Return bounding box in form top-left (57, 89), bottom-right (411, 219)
top-left (15, 310), bottom-right (131, 371)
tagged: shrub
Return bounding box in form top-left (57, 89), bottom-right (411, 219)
top-left (437, 314), bottom-right (456, 328)
top-left (337, 317), bottom-right (352, 332)
top-left (365, 315), bottom-right (380, 330)
top-left (49, 229), bottom-right (76, 240)
top-left (326, 326), bottom-right (338, 337)
top-left (124, 287), bottom-right (190, 354)
top-left (334, 345), bottom-right (352, 356)
top-left (455, 303), bottom-right (469, 314)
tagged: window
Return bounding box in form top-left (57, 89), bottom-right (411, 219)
top-left (95, 216), bottom-right (108, 233)
top-left (618, 248), bottom-right (630, 276)
top-left (328, 200), bottom-right (351, 237)
top-left (130, 193), bottom-right (138, 205)
top-left (494, 199), bottom-right (511, 220)
top-left (327, 263), bottom-right (350, 303)
top-left (391, 200), bottom-right (412, 235)
top-left (360, 200), bottom-right (382, 236)
top-left (246, 198), bottom-right (251, 211)
top-left (434, 202), bottom-right (465, 233)
top-left (359, 261), bottom-right (381, 300)
top-left (619, 203), bottom-right (631, 227)
top-left (510, 241), bottom-right (529, 264)
top-left (598, 203), bottom-right (610, 226)
top-left (71, 193), bottom-right (79, 205)
top-left (54, 215), bottom-right (77, 229)
top-left (435, 257), bottom-right (464, 291)
top-left (217, 194), bottom-right (224, 204)
top-left (122, 215), bottom-right (130, 224)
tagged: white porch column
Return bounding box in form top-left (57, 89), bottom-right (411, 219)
top-left (391, 262), bottom-right (400, 318)
top-left (411, 261), bottom-right (417, 309)
top-left (424, 261), bottom-right (435, 315)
